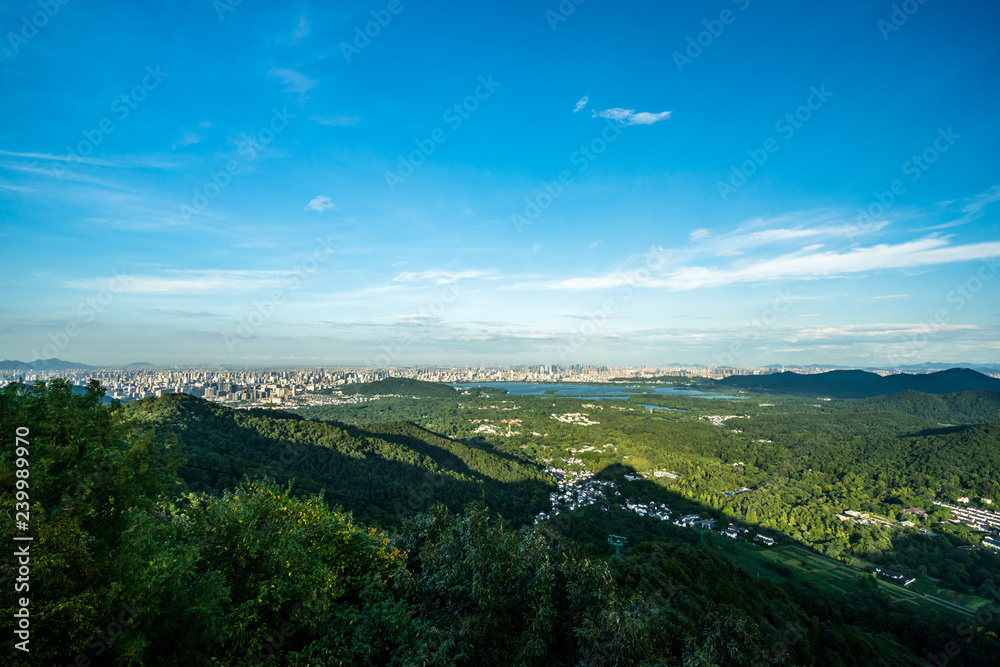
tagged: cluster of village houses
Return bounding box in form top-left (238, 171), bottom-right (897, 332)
top-left (550, 412), bottom-right (601, 426)
top-left (835, 503), bottom-right (1000, 552)
top-left (699, 415), bottom-right (746, 426)
top-left (533, 462), bottom-right (776, 545)
top-left (468, 417), bottom-right (525, 437)
top-left (932, 500), bottom-right (1000, 551)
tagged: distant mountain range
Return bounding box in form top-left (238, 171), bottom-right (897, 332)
top-left (0, 358), bottom-right (94, 371)
top-left (714, 367), bottom-right (1000, 398)
top-left (0, 359), bottom-right (157, 371)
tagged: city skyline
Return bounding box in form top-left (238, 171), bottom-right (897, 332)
top-left (2, 1), bottom-right (999, 367)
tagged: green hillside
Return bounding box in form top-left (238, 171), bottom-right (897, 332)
top-left (714, 367), bottom-right (1000, 398)
top-left (124, 392), bottom-right (550, 526)
top-left (9, 379), bottom-right (995, 666)
top-left (838, 389), bottom-right (1000, 424)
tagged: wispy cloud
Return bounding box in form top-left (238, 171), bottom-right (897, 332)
top-left (393, 269), bottom-right (487, 284)
top-left (0, 148), bottom-right (117, 167)
top-left (573, 95), bottom-right (589, 113)
top-left (661, 237), bottom-right (1000, 291)
top-left (271, 67), bottom-right (317, 93)
top-left (312, 114), bottom-right (359, 126)
top-left (63, 270), bottom-right (292, 294)
top-left (923, 184), bottom-right (1000, 230)
top-left (786, 322), bottom-right (978, 342)
top-left (592, 108), bottom-right (671, 125)
top-left (171, 131), bottom-right (203, 148)
top-left (305, 195), bottom-right (336, 212)
top-left (523, 236), bottom-right (1000, 292)
top-left (0, 182), bottom-right (34, 192)
top-left (291, 16), bottom-right (310, 42)
top-left (153, 308), bottom-right (219, 318)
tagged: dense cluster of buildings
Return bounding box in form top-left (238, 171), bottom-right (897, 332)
top-left (932, 500), bottom-right (1000, 550)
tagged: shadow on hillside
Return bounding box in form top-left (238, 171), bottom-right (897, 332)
top-left (130, 394), bottom-right (553, 529)
top-left (356, 422), bottom-right (541, 473)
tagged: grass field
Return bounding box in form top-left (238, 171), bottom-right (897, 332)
top-left (710, 538), bottom-right (986, 625)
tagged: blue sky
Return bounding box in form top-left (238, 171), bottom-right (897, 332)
top-left (1, 0), bottom-right (998, 367)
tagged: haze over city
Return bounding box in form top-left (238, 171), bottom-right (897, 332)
top-left (2, 1), bottom-right (998, 367)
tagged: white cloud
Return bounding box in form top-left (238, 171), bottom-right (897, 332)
top-left (573, 96), bottom-right (589, 112)
top-left (63, 270), bottom-right (292, 294)
top-left (305, 195), bottom-right (336, 212)
top-left (786, 323), bottom-right (979, 343)
top-left (661, 237), bottom-right (1000, 291)
top-left (592, 108), bottom-right (671, 125)
top-left (524, 236), bottom-right (1000, 292)
top-left (271, 68), bottom-right (317, 93)
top-left (393, 269), bottom-right (487, 284)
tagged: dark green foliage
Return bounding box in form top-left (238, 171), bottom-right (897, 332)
top-left (124, 393), bottom-right (551, 526)
top-left (6, 380), bottom-right (1000, 666)
top-left (837, 390), bottom-right (1000, 424)
top-left (333, 377), bottom-right (461, 398)
top-left (0, 379), bottom-right (182, 665)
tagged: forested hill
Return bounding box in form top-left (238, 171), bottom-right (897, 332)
top-left (714, 367), bottom-right (1000, 398)
top-left (335, 377), bottom-right (460, 397)
top-left (838, 389), bottom-right (1000, 424)
top-left (124, 393), bottom-right (550, 526)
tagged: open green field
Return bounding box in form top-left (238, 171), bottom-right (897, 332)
top-left (711, 539), bottom-right (984, 625)
top-left (906, 577), bottom-right (994, 613)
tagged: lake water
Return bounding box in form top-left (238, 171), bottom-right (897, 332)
top-left (449, 382), bottom-right (740, 400)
